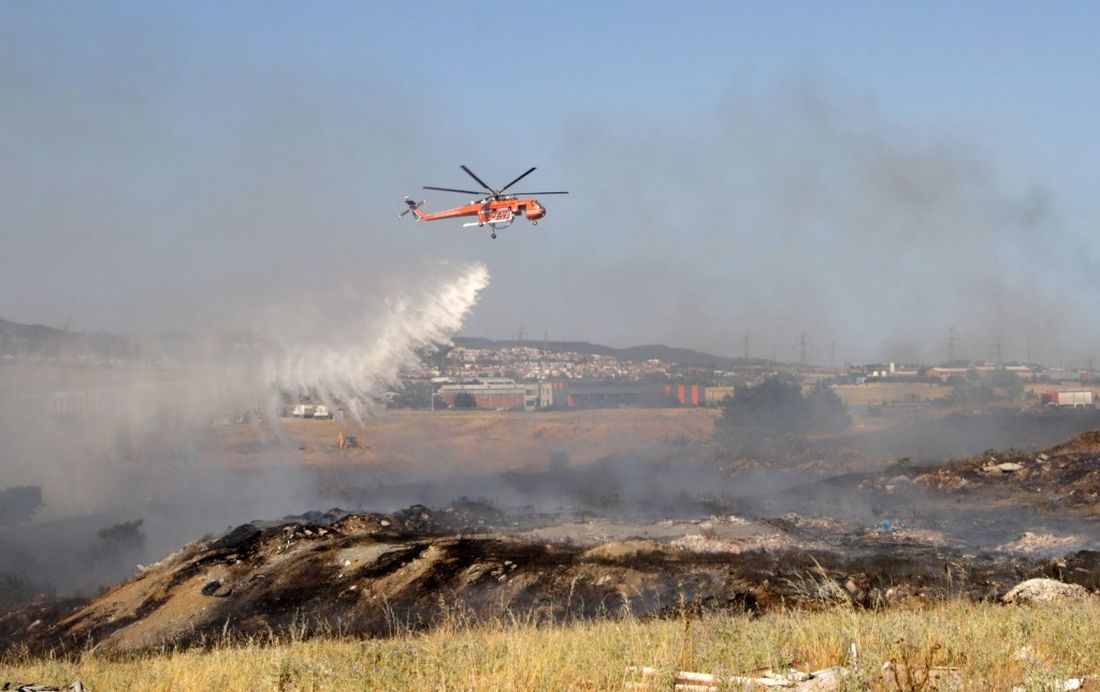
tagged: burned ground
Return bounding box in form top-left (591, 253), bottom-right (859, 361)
top-left (914, 430), bottom-right (1100, 513)
top-left (4, 468), bottom-right (1100, 657)
top-left (6, 423), bottom-right (1100, 657)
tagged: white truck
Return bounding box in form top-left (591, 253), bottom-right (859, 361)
top-left (1042, 390), bottom-right (1095, 408)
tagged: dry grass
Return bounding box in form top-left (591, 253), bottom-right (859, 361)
top-left (832, 383), bottom-right (953, 408)
top-left (5, 600), bottom-right (1100, 690)
top-left (209, 408), bottom-right (720, 473)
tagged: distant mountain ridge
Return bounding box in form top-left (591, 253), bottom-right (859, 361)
top-left (452, 336), bottom-right (752, 369)
top-left (0, 317), bottom-right (756, 369)
top-left (0, 317), bottom-right (134, 358)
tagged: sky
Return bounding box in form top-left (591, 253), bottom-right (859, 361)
top-left (3, 1), bottom-right (1100, 365)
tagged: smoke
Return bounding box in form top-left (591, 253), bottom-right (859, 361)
top-left (0, 262), bottom-right (488, 593)
top-left (4, 2), bottom-right (1097, 365)
top-left (258, 263), bottom-right (489, 422)
top-left (541, 81), bottom-right (1099, 364)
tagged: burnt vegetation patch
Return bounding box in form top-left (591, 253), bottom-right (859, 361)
top-left (8, 432), bottom-right (1100, 657)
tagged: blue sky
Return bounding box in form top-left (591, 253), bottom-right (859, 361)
top-left (3, 2), bottom-right (1099, 363)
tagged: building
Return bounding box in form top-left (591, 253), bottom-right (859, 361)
top-left (664, 383), bottom-right (705, 406)
top-left (437, 379), bottom-right (539, 411)
top-left (926, 365), bottom-right (1034, 382)
top-left (703, 385), bottom-right (735, 404)
top-left (564, 382), bottom-right (668, 408)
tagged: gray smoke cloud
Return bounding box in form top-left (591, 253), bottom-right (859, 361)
top-left (4, 7), bottom-right (1098, 366)
top-left (0, 262), bottom-right (488, 593)
top-left (541, 80), bottom-right (1098, 365)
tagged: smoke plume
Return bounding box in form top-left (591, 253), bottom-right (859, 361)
top-left (0, 263), bottom-right (488, 592)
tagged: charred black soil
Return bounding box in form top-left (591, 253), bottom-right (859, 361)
top-left (5, 427), bottom-right (1100, 657)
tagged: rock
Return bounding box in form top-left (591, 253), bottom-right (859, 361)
top-left (1002, 578), bottom-right (1091, 605)
top-left (997, 462), bottom-right (1025, 472)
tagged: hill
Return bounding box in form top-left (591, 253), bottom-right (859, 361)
top-left (452, 336), bottom-right (758, 368)
top-left (0, 317), bottom-right (133, 359)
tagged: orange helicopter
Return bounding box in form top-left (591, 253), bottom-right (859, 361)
top-left (401, 165), bottom-right (567, 239)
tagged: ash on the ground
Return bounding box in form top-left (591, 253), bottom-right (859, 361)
top-left (7, 432), bottom-right (1100, 656)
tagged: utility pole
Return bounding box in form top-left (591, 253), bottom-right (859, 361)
top-left (830, 341), bottom-right (836, 369)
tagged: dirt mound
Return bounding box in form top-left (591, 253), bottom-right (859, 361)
top-left (914, 435), bottom-right (1100, 513)
top-left (7, 500), bottom-right (1100, 657)
top-left (13, 430), bottom-right (1100, 657)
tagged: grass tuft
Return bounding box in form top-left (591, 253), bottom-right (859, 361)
top-left (5, 600), bottom-right (1100, 690)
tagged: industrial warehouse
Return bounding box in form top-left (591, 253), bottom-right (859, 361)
top-left (433, 378), bottom-right (732, 411)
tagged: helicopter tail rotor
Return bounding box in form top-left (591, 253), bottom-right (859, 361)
top-left (399, 197), bottom-right (425, 220)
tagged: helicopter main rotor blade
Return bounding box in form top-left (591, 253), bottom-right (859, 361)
top-left (497, 167), bottom-right (537, 194)
top-left (460, 165), bottom-right (497, 195)
top-left (423, 186), bottom-right (485, 195)
top-left (510, 191), bottom-right (569, 195)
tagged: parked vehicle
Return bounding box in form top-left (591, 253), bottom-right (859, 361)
top-left (1041, 390), bottom-right (1094, 408)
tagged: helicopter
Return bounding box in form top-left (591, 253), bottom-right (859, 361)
top-left (401, 165), bottom-right (567, 239)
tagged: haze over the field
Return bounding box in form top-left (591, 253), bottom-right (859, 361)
top-left (3, 3), bottom-right (1100, 364)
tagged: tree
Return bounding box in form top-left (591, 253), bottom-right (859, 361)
top-left (452, 392), bottom-right (478, 409)
top-left (985, 368), bottom-right (1025, 400)
top-left (390, 381), bottom-right (433, 409)
top-left (719, 376), bottom-right (850, 436)
top-left (804, 381), bottom-right (852, 432)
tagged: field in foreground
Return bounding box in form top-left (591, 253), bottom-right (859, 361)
top-left (6, 601), bottom-right (1100, 691)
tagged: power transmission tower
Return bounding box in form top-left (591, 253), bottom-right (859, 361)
top-left (946, 326), bottom-right (957, 362)
top-left (799, 331), bottom-right (807, 365)
top-left (743, 333), bottom-right (750, 360)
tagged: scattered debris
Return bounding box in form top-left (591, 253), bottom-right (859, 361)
top-left (671, 534), bottom-right (741, 554)
top-left (1, 683), bottom-right (85, 692)
top-left (625, 665), bottom-right (848, 691)
top-left (995, 532), bottom-right (1087, 556)
top-left (210, 523), bottom-right (262, 552)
